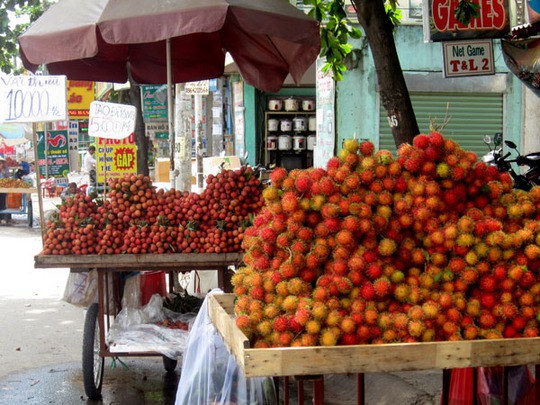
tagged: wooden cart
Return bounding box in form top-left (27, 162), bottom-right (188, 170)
top-left (0, 187), bottom-right (36, 227)
top-left (209, 293), bottom-right (540, 405)
top-left (34, 253), bottom-right (242, 400)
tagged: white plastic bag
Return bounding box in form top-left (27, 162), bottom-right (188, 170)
top-left (63, 269), bottom-right (115, 313)
top-left (107, 277), bottom-right (193, 359)
top-left (186, 270), bottom-right (218, 297)
top-left (175, 289), bottom-right (276, 405)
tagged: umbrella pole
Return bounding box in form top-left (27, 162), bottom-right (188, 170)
top-left (167, 38), bottom-right (176, 189)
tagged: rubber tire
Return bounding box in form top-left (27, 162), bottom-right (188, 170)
top-left (163, 355), bottom-right (178, 372)
top-left (82, 303), bottom-right (105, 400)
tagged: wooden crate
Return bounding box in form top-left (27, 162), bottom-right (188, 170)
top-left (209, 293), bottom-right (540, 378)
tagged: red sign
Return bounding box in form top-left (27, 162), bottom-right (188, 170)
top-left (427, 0), bottom-right (510, 42)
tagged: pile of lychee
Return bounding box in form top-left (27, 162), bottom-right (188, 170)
top-left (232, 131), bottom-right (540, 347)
top-left (41, 168), bottom-right (264, 255)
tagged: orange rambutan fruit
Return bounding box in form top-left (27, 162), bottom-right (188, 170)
top-left (281, 176), bottom-right (297, 191)
top-left (438, 291), bottom-right (454, 310)
top-left (422, 300), bottom-right (441, 320)
top-left (281, 295), bottom-right (299, 313)
top-left (478, 311), bottom-right (497, 329)
top-left (335, 229), bottom-right (354, 247)
top-left (319, 328), bottom-right (339, 346)
top-left (305, 320), bottom-right (322, 335)
top-left (378, 238), bottom-right (397, 257)
top-left (391, 313), bottom-right (408, 331)
top-left (393, 283), bottom-right (411, 303)
top-left (407, 319), bottom-right (426, 338)
top-left (456, 233), bottom-right (475, 248)
top-left (387, 160), bottom-right (402, 176)
top-left (306, 252), bottom-right (322, 270)
top-left (269, 167), bottom-right (288, 187)
top-left (465, 298), bottom-right (482, 318)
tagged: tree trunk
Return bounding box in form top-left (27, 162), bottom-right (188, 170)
top-left (128, 79), bottom-right (149, 176)
top-left (353, 0), bottom-right (419, 148)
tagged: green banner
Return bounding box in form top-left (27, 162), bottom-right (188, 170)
top-left (37, 130), bottom-right (70, 178)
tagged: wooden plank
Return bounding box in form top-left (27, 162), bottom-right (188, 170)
top-left (34, 252), bottom-right (243, 269)
top-left (211, 293), bottom-right (540, 378)
top-left (0, 188), bottom-right (37, 194)
top-left (208, 294), bottom-right (250, 370)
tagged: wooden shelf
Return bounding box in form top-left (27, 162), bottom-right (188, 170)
top-left (34, 252), bottom-right (244, 271)
top-left (209, 293), bottom-right (540, 378)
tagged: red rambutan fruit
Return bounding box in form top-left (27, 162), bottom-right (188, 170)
top-left (359, 141), bottom-right (375, 156)
top-left (413, 134), bottom-right (430, 150)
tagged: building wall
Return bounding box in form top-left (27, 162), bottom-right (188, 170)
top-left (336, 25), bottom-right (524, 153)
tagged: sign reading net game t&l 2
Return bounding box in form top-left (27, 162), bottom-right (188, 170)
top-left (0, 74), bottom-right (67, 123)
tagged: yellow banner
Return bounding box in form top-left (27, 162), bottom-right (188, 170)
top-left (67, 80), bottom-right (94, 119)
top-left (95, 133), bottom-right (137, 182)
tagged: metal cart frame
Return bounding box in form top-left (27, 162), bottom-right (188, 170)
top-left (34, 252), bottom-right (242, 400)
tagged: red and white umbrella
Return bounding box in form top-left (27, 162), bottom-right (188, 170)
top-left (18, 0), bottom-right (320, 92)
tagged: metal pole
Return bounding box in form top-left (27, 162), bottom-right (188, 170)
top-left (195, 94), bottom-right (204, 192)
top-left (166, 38), bottom-right (176, 189)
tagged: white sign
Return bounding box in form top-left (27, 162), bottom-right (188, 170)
top-left (0, 74), bottom-right (67, 123)
top-left (442, 40), bottom-right (495, 78)
top-left (89, 101), bottom-right (136, 139)
top-left (185, 80), bottom-right (209, 95)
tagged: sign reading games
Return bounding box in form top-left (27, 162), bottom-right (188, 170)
top-left (424, 0), bottom-right (510, 42)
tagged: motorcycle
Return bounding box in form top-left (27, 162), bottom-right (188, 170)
top-left (482, 132), bottom-right (540, 191)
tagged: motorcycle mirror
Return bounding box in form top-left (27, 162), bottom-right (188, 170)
top-left (505, 140), bottom-right (518, 149)
top-left (483, 135), bottom-right (492, 145)
top-left (493, 132), bottom-right (503, 146)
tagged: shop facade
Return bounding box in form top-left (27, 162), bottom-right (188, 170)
top-left (335, 2), bottom-right (537, 161)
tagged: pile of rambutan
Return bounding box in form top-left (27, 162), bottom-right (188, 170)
top-left (232, 132), bottom-right (540, 347)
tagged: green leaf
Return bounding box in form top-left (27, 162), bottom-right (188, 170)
top-left (454, 0), bottom-right (481, 26)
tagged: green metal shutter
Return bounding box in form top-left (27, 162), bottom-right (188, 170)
top-left (379, 92), bottom-right (503, 158)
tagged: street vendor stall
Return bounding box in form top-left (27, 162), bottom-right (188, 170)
top-left (209, 293), bottom-right (540, 405)
top-left (0, 187), bottom-right (36, 227)
top-left (34, 252), bottom-right (242, 400)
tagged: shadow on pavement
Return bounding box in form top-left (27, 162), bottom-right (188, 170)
top-left (0, 358), bottom-right (180, 405)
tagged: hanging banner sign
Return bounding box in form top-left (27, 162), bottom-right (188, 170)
top-left (145, 122), bottom-right (169, 139)
top-left (424, 0), bottom-right (510, 42)
top-left (442, 40), bottom-right (494, 77)
top-left (95, 133), bottom-right (137, 182)
top-left (141, 85), bottom-right (168, 122)
top-left (89, 101), bottom-right (136, 139)
top-left (37, 130), bottom-right (70, 177)
top-left (185, 80), bottom-right (209, 95)
top-left (0, 74), bottom-right (67, 123)
top-left (67, 80), bottom-right (94, 119)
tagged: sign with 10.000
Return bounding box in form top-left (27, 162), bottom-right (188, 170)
top-left (0, 74), bottom-right (68, 123)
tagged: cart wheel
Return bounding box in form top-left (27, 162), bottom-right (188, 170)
top-left (162, 355), bottom-right (178, 372)
top-left (82, 303), bottom-right (105, 400)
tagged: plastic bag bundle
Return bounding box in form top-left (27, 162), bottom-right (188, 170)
top-left (175, 290), bottom-right (276, 405)
top-left (107, 276), bottom-right (193, 359)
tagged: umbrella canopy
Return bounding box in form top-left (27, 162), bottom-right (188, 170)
top-left (0, 123), bottom-right (32, 147)
top-left (18, 0), bottom-right (320, 92)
